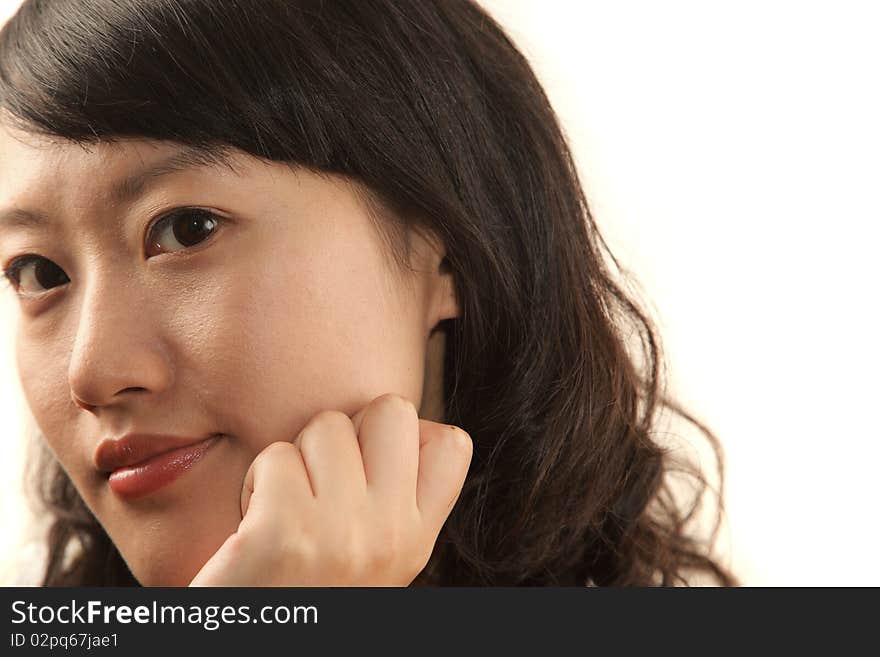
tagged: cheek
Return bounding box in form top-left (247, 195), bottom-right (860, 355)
top-left (15, 333), bottom-right (78, 462)
top-left (194, 243), bottom-right (426, 450)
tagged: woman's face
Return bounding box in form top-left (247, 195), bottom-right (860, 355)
top-left (0, 120), bottom-right (458, 585)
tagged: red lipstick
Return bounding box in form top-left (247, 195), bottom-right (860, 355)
top-left (95, 433), bottom-right (221, 500)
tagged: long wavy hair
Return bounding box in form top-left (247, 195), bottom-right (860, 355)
top-left (1, 0), bottom-right (737, 586)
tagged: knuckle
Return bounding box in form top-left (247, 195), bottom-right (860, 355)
top-left (280, 535), bottom-right (316, 567)
top-left (326, 542), bottom-right (359, 578)
top-left (370, 527), bottom-right (403, 571)
top-left (297, 410), bottom-right (356, 456)
top-left (443, 425), bottom-right (473, 458)
top-left (310, 409), bottom-right (354, 433)
top-left (321, 523), bottom-right (362, 573)
top-left (371, 547), bottom-right (395, 572)
top-left (222, 531), bottom-right (251, 559)
top-left (296, 425), bottom-right (319, 454)
top-left (256, 440), bottom-right (297, 466)
top-left (297, 411), bottom-right (350, 451)
top-left (374, 393), bottom-right (417, 417)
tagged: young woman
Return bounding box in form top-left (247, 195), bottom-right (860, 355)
top-left (0, 0), bottom-right (737, 586)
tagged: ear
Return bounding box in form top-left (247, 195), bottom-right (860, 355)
top-left (422, 232), bottom-right (460, 332)
top-left (433, 255), bottom-right (460, 326)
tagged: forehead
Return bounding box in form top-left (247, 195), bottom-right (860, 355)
top-left (1, 120), bottom-right (150, 182)
top-left (0, 121), bottom-right (251, 238)
top-left (1, 121), bottom-right (230, 194)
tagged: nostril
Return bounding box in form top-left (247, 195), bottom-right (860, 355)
top-left (119, 387), bottom-right (148, 394)
top-left (71, 393), bottom-right (96, 413)
top-left (72, 386), bottom-right (149, 412)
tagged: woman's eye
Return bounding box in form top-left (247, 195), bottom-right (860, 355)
top-left (3, 257), bottom-right (70, 296)
top-left (1, 209), bottom-right (221, 298)
top-left (145, 208), bottom-right (222, 257)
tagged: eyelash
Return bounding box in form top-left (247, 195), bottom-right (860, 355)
top-left (1, 207), bottom-right (223, 297)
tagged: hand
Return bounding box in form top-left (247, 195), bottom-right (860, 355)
top-left (189, 393), bottom-right (473, 586)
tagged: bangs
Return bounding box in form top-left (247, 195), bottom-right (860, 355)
top-left (0, 0), bottom-right (356, 165)
top-left (0, 0), bottom-right (451, 277)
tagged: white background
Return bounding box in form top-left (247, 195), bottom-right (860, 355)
top-left (1, 0), bottom-right (878, 585)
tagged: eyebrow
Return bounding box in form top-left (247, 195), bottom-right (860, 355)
top-left (0, 144), bottom-right (238, 231)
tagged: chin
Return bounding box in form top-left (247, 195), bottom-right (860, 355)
top-left (125, 550), bottom-right (208, 587)
top-left (106, 476), bottom-right (245, 586)
top-left (113, 517), bottom-right (238, 587)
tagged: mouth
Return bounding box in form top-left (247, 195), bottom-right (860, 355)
top-left (103, 434), bottom-right (223, 501)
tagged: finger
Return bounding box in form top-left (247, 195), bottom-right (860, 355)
top-left (190, 532), bottom-right (254, 587)
top-left (349, 403), bottom-right (370, 434)
top-left (356, 394), bottom-right (420, 505)
top-left (240, 441), bottom-right (314, 521)
top-left (292, 410), bottom-right (367, 503)
top-left (416, 423), bottom-right (473, 536)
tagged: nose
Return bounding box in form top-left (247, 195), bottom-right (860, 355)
top-left (67, 274), bottom-right (173, 413)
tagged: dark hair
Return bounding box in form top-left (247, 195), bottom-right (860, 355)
top-left (1, 0), bottom-right (737, 586)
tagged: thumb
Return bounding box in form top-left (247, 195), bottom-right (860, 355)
top-left (240, 455), bottom-right (256, 519)
top-left (189, 532), bottom-right (250, 587)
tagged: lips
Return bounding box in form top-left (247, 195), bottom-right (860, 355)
top-left (95, 433), bottom-right (222, 500)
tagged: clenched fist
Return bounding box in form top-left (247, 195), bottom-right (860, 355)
top-left (190, 393), bottom-right (473, 586)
